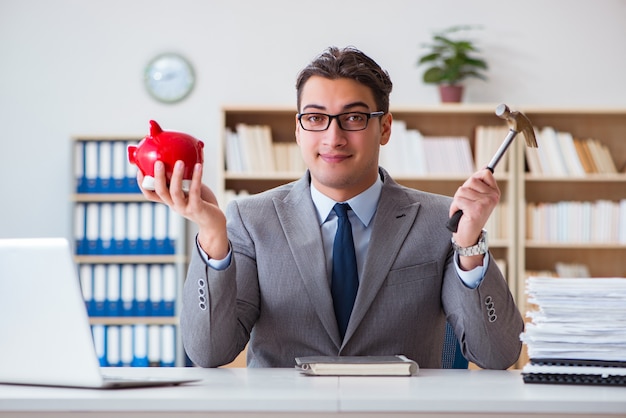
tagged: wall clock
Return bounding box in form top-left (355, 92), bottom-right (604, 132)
top-left (144, 53), bottom-right (195, 104)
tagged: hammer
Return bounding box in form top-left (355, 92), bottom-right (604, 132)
top-left (446, 104), bottom-right (538, 232)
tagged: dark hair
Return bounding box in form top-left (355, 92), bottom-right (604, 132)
top-left (295, 46), bottom-right (393, 113)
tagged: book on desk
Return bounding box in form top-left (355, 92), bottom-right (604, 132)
top-left (295, 355), bottom-right (418, 376)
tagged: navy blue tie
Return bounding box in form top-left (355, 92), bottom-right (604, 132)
top-left (331, 203), bottom-right (359, 340)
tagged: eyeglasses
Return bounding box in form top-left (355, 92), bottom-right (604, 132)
top-left (297, 111), bottom-right (384, 132)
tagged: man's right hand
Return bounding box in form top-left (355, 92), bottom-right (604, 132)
top-left (137, 160), bottom-right (229, 260)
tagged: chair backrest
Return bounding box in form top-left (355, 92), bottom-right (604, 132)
top-left (442, 322), bottom-right (469, 369)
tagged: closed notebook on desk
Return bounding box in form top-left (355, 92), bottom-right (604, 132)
top-left (0, 238), bottom-right (198, 389)
top-left (295, 355), bottom-right (419, 376)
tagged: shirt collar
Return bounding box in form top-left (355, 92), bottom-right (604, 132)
top-left (311, 175), bottom-right (382, 228)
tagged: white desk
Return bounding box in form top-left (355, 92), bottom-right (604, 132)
top-left (0, 368), bottom-right (624, 417)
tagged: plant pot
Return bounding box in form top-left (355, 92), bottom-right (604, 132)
top-left (438, 84), bottom-right (464, 103)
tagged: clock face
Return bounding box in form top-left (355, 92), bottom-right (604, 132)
top-left (144, 53), bottom-right (195, 103)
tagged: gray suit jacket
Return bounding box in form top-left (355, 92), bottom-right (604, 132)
top-left (181, 168), bottom-right (523, 369)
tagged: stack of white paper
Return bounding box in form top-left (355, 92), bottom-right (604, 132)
top-left (521, 276), bottom-right (626, 362)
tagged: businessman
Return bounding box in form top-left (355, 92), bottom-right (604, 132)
top-left (139, 46), bottom-right (524, 369)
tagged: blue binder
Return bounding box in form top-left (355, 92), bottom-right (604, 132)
top-left (132, 324), bottom-right (149, 367)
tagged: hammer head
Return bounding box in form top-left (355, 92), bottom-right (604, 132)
top-left (495, 104), bottom-right (538, 148)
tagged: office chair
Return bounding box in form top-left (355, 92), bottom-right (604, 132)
top-left (442, 322), bottom-right (469, 369)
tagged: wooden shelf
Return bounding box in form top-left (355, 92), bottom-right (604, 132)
top-left (71, 136), bottom-right (190, 367)
top-left (75, 255), bottom-right (187, 264)
top-left (72, 194), bottom-right (146, 202)
top-left (89, 317), bottom-right (179, 326)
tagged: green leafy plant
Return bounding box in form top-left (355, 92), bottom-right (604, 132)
top-left (417, 25), bottom-right (488, 85)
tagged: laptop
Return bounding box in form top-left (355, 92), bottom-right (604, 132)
top-left (0, 237), bottom-right (199, 389)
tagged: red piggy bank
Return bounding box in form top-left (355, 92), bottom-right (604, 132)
top-left (128, 120), bottom-right (204, 192)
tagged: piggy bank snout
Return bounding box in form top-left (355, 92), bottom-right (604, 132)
top-left (127, 145), bottom-right (138, 165)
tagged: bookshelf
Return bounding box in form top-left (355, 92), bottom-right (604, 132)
top-left (72, 137), bottom-right (189, 367)
top-left (513, 108), bottom-right (626, 314)
top-left (220, 105), bottom-right (626, 322)
top-left (220, 105), bottom-right (517, 302)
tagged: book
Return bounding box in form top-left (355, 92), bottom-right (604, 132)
top-left (295, 355), bottom-right (418, 376)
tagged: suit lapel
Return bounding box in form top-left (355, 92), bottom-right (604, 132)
top-left (343, 174), bottom-right (420, 344)
top-left (273, 173), bottom-right (342, 348)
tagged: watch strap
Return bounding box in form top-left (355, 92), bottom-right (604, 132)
top-left (451, 229), bottom-right (488, 256)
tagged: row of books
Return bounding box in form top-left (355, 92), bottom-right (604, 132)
top-left (225, 124), bottom-right (306, 173)
top-left (525, 262), bottom-right (592, 279)
top-left (79, 263), bottom-right (177, 317)
top-left (74, 202), bottom-right (182, 255)
top-left (224, 122), bottom-right (517, 176)
top-left (75, 140), bottom-right (141, 194)
top-left (380, 121), bottom-right (480, 175)
top-left (526, 199), bottom-right (626, 243)
top-left (91, 324), bottom-right (176, 367)
top-left (525, 127), bottom-right (620, 176)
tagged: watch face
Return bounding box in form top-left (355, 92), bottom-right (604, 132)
top-left (144, 53), bottom-right (195, 103)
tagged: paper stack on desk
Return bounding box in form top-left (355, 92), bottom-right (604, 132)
top-left (520, 276), bottom-right (626, 386)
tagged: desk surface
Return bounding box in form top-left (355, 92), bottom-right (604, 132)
top-left (1, 368), bottom-right (625, 417)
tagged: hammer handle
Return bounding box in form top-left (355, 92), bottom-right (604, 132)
top-left (487, 129), bottom-right (518, 171)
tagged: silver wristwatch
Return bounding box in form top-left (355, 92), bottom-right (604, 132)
top-left (451, 229), bottom-right (488, 256)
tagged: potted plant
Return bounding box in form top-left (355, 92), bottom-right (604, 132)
top-left (417, 25), bottom-right (488, 103)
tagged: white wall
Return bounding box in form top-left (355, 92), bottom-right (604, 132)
top-left (1, 0), bottom-right (625, 239)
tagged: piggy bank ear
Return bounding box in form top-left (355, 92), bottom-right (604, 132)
top-left (127, 145), bottom-right (137, 165)
top-left (149, 120), bottom-right (163, 136)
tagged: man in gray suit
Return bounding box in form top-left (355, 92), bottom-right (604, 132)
top-left (139, 46), bottom-right (524, 369)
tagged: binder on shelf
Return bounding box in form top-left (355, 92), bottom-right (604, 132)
top-left (134, 264), bottom-right (149, 316)
top-left (112, 141), bottom-right (127, 193)
top-left (91, 325), bottom-right (107, 367)
top-left (149, 264), bottom-right (163, 316)
top-left (105, 264), bottom-right (121, 317)
top-left (92, 264), bottom-right (107, 316)
top-left (126, 203), bottom-right (140, 254)
top-left (120, 264), bottom-right (135, 316)
top-left (139, 203), bottom-right (154, 254)
top-left (106, 325), bottom-right (121, 367)
top-left (74, 141), bottom-right (85, 193)
top-left (100, 203), bottom-right (114, 255)
top-left (148, 325), bottom-right (161, 367)
top-left (161, 325), bottom-right (176, 367)
top-left (74, 203), bottom-right (86, 255)
top-left (132, 324), bottom-right (149, 367)
top-left (85, 203), bottom-right (100, 255)
top-left (167, 207), bottom-right (180, 255)
top-left (153, 204), bottom-right (168, 254)
top-left (79, 264), bottom-right (94, 315)
top-left (84, 141), bottom-right (99, 193)
top-left (98, 141), bottom-right (113, 192)
top-left (120, 325), bottom-right (134, 367)
top-left (162, 265), bottom-right (176, 316)
top-left (113, 203), bottom-right (126, 253)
